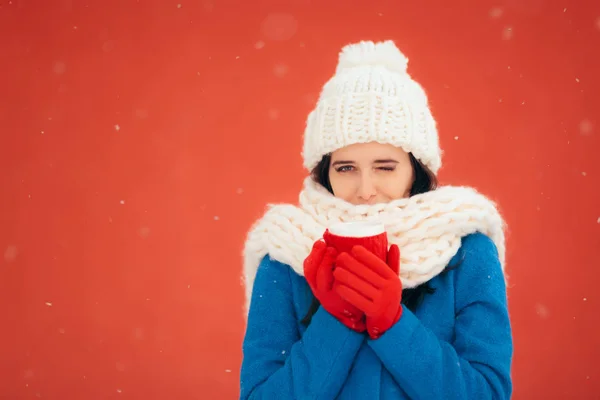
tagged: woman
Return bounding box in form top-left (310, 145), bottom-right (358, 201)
top-left (240, 40), bottom-right (513, 399)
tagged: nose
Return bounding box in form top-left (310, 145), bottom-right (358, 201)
top-left (357, 175), bottom-right (377, 202)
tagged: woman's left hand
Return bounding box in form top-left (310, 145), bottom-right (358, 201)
top-left (333, 244), bottom-right (403, 339)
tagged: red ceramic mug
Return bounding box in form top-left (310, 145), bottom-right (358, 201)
top-left (323, 221), bottom-right (388, 261)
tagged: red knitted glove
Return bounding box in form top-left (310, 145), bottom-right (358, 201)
top-left (333, 244), bottom-right (402, 339)
top-left (303, 240), bottom-right (366, 332)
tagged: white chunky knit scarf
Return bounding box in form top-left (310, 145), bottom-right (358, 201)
top-left (243, 177), bottom-right (506, 312)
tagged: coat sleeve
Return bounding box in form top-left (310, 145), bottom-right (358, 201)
top-left (240, 256), bottom-right (365, 400)
top-left (367, 233), bottom-right (513, 400)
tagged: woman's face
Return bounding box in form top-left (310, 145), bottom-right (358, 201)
top-left (328, 142), bottom-right (414, 205)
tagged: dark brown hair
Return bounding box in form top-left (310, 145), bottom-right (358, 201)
top-left (301, 152), bottom-right (439, 325)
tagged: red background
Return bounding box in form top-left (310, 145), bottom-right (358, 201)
top-left (1, 0), bottom-right (599, 399)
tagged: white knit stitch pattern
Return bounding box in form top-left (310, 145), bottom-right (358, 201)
top-left (302, 40), bottom-right (442, 174)
top-left (242, 177), bottom-right (506, 314)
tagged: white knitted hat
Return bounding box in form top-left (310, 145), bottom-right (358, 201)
top-left (302, 40), bottom-right (442, 174)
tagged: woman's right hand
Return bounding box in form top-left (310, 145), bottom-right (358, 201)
top-left (303, 240), bottom-right (366, 331)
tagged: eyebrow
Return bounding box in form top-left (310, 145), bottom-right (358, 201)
top-left (331, 159), bottom-right (399, 167)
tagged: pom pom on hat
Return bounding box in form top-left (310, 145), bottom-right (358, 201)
top-left (335, 40), bottom-right (409, 75)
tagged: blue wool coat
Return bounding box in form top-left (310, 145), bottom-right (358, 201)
top-left (240, 233), bottom-right (513, 399)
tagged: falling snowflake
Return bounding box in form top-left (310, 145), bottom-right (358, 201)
top-left (53, 61), bottom-right (67, 75)
top-left (133, 327), bottom-right (144, 340)
top-left (114, 124), bottom-right (121, 131)
top-left (4, 245), bottom-right (18, 262)
top-left (177, 3), bottom-right (182, 8)
top-left (254, 41), bottom-right (265, 50)
top-left (260, 13), bottom-right (298, 41)
top-left (268, 109), bottom-right (280, 120)
top-left (579, 119), bottom-right (593, 135)
top-left (534, 303), bottom-right (549, 319)
top-left (214, 216), bottom-right (220, 221)
top-left (139, 227), bottom-right (150, 238)
top-left (203, 1), bottom-right (214, 11)
top-left (489, 7), bottom-right (503, 18)
top-left (502, 26), bottom-right (514, 40)
top-left (135, 108), bottom-right (149, 119)
top-left (45, 302), bottom-right (53, 307)
top-left (273, 63), bottom-right (289, 78)
top-left (454, 136), bottom-right (459, 140)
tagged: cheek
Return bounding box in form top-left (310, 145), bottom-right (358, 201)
top-left (380, 169), bottom-right (413, 199)
top-left (329, 173), bottom-right (356, 200)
